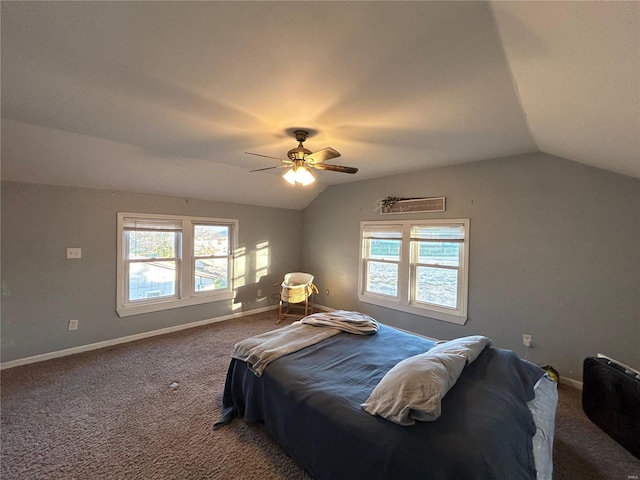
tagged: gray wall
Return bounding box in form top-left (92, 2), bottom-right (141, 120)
top-left (1, 181), bottom-right (302, 363)
top-left (302, 152), bottom-right (640, 382)
top-left (3, 152), bottom-right (639, 380)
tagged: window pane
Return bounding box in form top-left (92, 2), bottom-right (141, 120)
top-left (416, 242), bottom-right (460, 266)
top-left (415, 266), bottom-right (457, 308)
top-left (127, 231), bottom-right (177, 259)
top-left (366, 261), bottom-right (398, 296)
top-left (194, 225), bottom-right (229, 256)
top-left (128, 261), bottom-right (176, 300)
top-left (195, 258), bottom-right (228, 292)
top-left (368, 239), bottom-right (401, 260)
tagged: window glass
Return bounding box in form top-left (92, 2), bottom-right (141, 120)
top-left (127, 231), bottom-right (178, 259)
top-left (193, 224), bottom-right (231, 294)
top-left (416, 242), bottom-right (460, 266)
top-left (415, 266), bottom-right (458, 308)
top-left (359, 219), bottom-right (469, 325)
top-left (366, 261), bottom-right (398, 296)
top-left (362, 225), bottom-right (402, 298)
top-left (194, 225), bottom-right (229, 256)
top-left (125, 229), bottom-right (179, 302)
top-left (195, 258), bottom-right (229, 292)
top-left (117, 213), bottom-right (237, 317)
top-left (128, 261), bottom-right (177, 301)
top-left (369, 239), bottom-right (401, 260)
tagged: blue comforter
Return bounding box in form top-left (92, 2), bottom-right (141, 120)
top-left (217, 324), bottom-right (544, 480)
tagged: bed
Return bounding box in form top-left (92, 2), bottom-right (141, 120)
top-left (215, 316), bottom-right (557, 480)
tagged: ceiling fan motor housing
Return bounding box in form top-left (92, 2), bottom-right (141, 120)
top-left (287, 146), bottom-right (312, 160)
top-left (287, 130), bottom-right (312, 160)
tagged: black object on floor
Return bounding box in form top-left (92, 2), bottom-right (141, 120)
top-left (582, 356), bottom-right (640, 459)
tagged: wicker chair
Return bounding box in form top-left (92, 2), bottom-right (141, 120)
top-left (277, 272), bottom-right (318, 324)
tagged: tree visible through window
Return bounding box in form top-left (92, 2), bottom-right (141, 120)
top-left (116, 213), bottom-right (237, 317)
top-left (127, 229), bottom-right (179, 301)
top-left (193, 224), bottom-right (230, 292)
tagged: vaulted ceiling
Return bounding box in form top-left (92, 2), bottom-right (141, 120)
top-left (2, 1), bottom-right (638, 210)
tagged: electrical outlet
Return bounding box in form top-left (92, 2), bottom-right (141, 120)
top-left (66, 248), bottom-right (82, 259)
top-left (257, 289), bottom-right (262, 297)
top-left (522, 334), bottom-right (532, 348)
top-left (68, 319), bottom-right (79, 331)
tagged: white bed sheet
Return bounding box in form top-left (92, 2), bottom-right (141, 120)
top-left (528, 374), bottom-right (559, 480)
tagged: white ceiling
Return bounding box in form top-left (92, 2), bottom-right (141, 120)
top-left (2, 1), bottom-right (638, 210)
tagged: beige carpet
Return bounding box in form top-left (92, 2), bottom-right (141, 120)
top-left (1, 309), bottom-right (638, 479)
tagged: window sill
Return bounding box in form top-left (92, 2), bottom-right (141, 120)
top-left (117, 290), bottom-right (234, 317)
top-left (358, 294), bottom-right (467, 325)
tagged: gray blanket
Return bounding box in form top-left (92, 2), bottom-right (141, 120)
top-left (232, 310), bottom-right (378, 376)
top-left (300, 310), bottom-right (379, 334)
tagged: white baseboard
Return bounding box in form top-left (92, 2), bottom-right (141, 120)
top-left (312, 303), bottom-right (333, 312)
top-left (560, 376), bottom-right (583, 390)
top-left (0, 305), bottom-right (279, 370)
top-left (2, 303), bottom-right (587, 390)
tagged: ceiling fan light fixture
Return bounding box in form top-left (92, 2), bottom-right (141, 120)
top-left (283, 164), bottom-right (315, 186)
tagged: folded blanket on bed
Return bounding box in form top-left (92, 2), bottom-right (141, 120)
top-left (232, 310), bottom-right (378, 376)
top-left (300, 310), bottom-right (379, 334)
top-left (361, 335), bottom-right (492, 425)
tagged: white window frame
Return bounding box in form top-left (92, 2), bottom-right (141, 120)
top-left (358, 219), bottom-right (469, 325)
top-left (116, 212), bottom-right (237, 317)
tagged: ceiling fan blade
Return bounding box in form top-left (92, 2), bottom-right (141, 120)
top-left (245, 151), bottom-right (289, 162)
top-left (311, 163), bottom-right (358, 174)
top-left (250, 165), bottom-right (289, 172)
top-left (305, 147), bottom-right (341, 164)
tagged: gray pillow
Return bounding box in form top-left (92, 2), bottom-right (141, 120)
top-left (361, 335), bottom-right (492, 425)
top-left (361, 351), bottom-right (467, 425)
top-left (428, 335), bottom-right (492, 364)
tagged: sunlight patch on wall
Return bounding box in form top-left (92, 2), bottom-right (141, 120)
top-left (234, 246), bottom-right (246, 289)
top-left (255, 241), bottom-right (270, 283)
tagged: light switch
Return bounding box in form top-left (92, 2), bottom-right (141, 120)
top-left (67, 248), bottom-right (82, 259)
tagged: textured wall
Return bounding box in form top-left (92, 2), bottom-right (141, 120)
top-left (302, 152), bottom-right (640, 382)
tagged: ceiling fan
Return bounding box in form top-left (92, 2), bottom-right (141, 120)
top-left (245, 130), bottom-right (358, 186)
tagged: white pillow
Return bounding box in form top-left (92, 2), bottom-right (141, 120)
top-left (361, 352), bottom-right (467, 426)
top-left (428, 335), bottom-right (492, 364)
top-left (361, 336), bottom-right (493, 425)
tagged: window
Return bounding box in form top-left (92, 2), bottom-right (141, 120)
top-left (116, 213), bottom-right (237, 317)
top-left (193, 224), bottom-right (231, 293)
top-left (359, 219), bottom-right (469, 325)
top-left (362, 224), bottom-right (402, 298)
